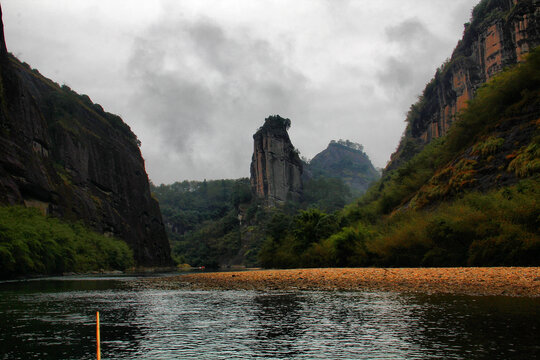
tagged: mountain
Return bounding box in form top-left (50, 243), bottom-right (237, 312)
top-left (154, 0), bottom-right (540, 270)
top-left (0, 6), bottom-right (171, 267)
top-left (250, 115), bottom-right (303, 206)
top-left (258, 0), bottom-right (540, 268)
top-left (387, 0), bottom-right (539, 171)
top-left (306, 140), bottom-right (380, 195)
top-left (153, 117), bottom-right (358, 268)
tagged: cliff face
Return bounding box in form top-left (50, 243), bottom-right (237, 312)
top-left (307, 140), bottom-right (380, 194)
top-left (387, 0), bottom-right (539, 170)
top-left (0, 7), bottom-right (171, 266)
top-left (250, 116), bottom-right (303, 206)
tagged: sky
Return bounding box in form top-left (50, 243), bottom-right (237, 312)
top-left (2, 0), bottom-right (479, 184)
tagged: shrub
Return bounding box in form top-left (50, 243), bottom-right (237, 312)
top-left (0, 206), bottom-right (134, 278)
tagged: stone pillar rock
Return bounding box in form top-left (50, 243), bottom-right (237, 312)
top-left (250, 115), bottom-right (303, 206)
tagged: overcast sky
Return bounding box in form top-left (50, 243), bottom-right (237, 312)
top-left (2, 0), bottom-right (478, 184)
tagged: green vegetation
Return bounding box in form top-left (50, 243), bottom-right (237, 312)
top-left (390, 0), bottom-right (524, 168)
top-left (156, 49), bottom-right (539, 269)
top-left (372, 179), bottom-right (539, 267)
top-left (257, 115), bottom-right (291, 131)
top-left (153, 173), bottom-right (356, 267)
top-left (302, 177), bottom-right (352, 212)
top-left (508, 135), bottom-right (540, 177)
top-left (260, 179), bottom-right (539, 269)
top-left (307, 140), bottom-right (380, 196)
top-left (259, 48), bottom-right (540, 268)
top-left (0, 206), bottom-right (134, 278)
top-left (152, 179), bottom-right (253, 267)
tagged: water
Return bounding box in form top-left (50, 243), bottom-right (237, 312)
top-left (0, 276), bottom-right (539, 359)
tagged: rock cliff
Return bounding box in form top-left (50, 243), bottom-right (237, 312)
top-left (0, 6), bottom-right (171, 266)
top-left (307, 140), bottom-right (380, 194)
top-left (387, 0), bottom-right (539, 171)
top-left (250, 115), bottom-right (303, 206)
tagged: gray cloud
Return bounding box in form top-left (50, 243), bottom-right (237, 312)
top-left (2, 0), bottom-right (480, 184)
top-left (127, 17), bottom-right (308, 182)
top-left (386, 18), bottom-right (430, 44)
top-left (377, 17), bottom-right (455, 109)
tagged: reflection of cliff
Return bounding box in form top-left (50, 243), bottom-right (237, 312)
top-left (0, 6), bottom-right (171, 266)
top-left (250, 116), bottom-right (303, 206)
top-left (388, 0), bottom-right (539, 170)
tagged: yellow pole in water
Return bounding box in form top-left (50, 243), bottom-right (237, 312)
top-left (96, 311), bottom-right (101, 360)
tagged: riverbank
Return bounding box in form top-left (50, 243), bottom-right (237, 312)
top-left (131, 267), bottom-right (540, 297)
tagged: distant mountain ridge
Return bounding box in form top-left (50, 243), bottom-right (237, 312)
top-left (306, 140), bottom-right (380, 195)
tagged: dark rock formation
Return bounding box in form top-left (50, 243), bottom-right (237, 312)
top-left (250, 115), bottom-right (303, 206)
top-left (307, 140), bottom-right (380, 194)
top-left (387, 0), bottom-right (539, 171)
top-left (0, 6), bottom-right (171, 267)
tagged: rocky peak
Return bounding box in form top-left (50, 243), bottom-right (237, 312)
top-left (250, 115), bottom-right (303, 206)
top-left (307, 140), bottom-right (380, 194)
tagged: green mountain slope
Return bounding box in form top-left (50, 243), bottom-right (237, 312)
top-left (306, 140), bottom-right (380, 196)
top-left (387, 0), bottom-right (539, 171)
top-left (260, 48), bottom-right (540, 268)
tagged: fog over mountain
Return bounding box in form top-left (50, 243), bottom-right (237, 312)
top-left (3, 0), bottom-right (477, 184)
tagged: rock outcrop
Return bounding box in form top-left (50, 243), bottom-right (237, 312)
top-left (387, 0), bottom-right (539, 171)
top-left (250, 115), bottom-right (303, 206)
top-left (0, 6), bottom-right (171, 267)
top-left (307, 140), bottom-right (380, 194)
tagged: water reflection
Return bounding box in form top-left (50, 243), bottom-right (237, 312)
top-left (253, 293), bottom-right (304, 357)
top-left (398, 294), bottom-right (540, 359)
top-left (0, 279), bottom-right (538, 359)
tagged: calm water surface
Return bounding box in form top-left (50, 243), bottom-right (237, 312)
top-left (0, 275), bottom-right (538, 359)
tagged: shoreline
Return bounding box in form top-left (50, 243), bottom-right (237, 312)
top-left (132, 267), bottom-right (540, 297)
top-left (0, 266), bottom-right (179, 282)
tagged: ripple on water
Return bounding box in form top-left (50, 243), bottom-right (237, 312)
top-left (0, 280), bottom-right (539, 359)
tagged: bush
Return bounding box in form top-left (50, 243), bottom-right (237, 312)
top-left (369, 179), bottom-right (539, 267)
top-left (0, 206), bottom-right (134, 278)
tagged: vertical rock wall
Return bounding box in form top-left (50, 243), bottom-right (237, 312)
top-left (387, 0), bottom-right (539, 170)
top-left (250, 116), bottom-right (303, 206)
top-left (0, 5), bottom-right (171, 267)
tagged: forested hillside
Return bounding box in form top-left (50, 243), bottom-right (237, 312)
top-left (152, 172), bottom-right (357, 267)
top-left (154, 0), bottom-right (539, 270)
top-left (260, 47), bottom-right (540, 268)
top-left (305, 140), bottom-right (380, 196)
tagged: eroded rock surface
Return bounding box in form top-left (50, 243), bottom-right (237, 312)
top-left (388, 0), bottom-right (540, 170)
top-left (0, 6), bottom-right (171, 266)
top-left (250, 116), bottom-right (303, 206)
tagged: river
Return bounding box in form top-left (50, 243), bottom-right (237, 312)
top-left (0, 275), bottom-right (538, 359)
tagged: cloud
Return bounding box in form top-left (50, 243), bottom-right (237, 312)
top-left (377, 17), bottom-right (455, 108)
top-left (2, 0), bottom-right (480, 184)
top-left (127, 16), bottom-right (308, 182)
top-left (385, 18), bottom-right (430, 44)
